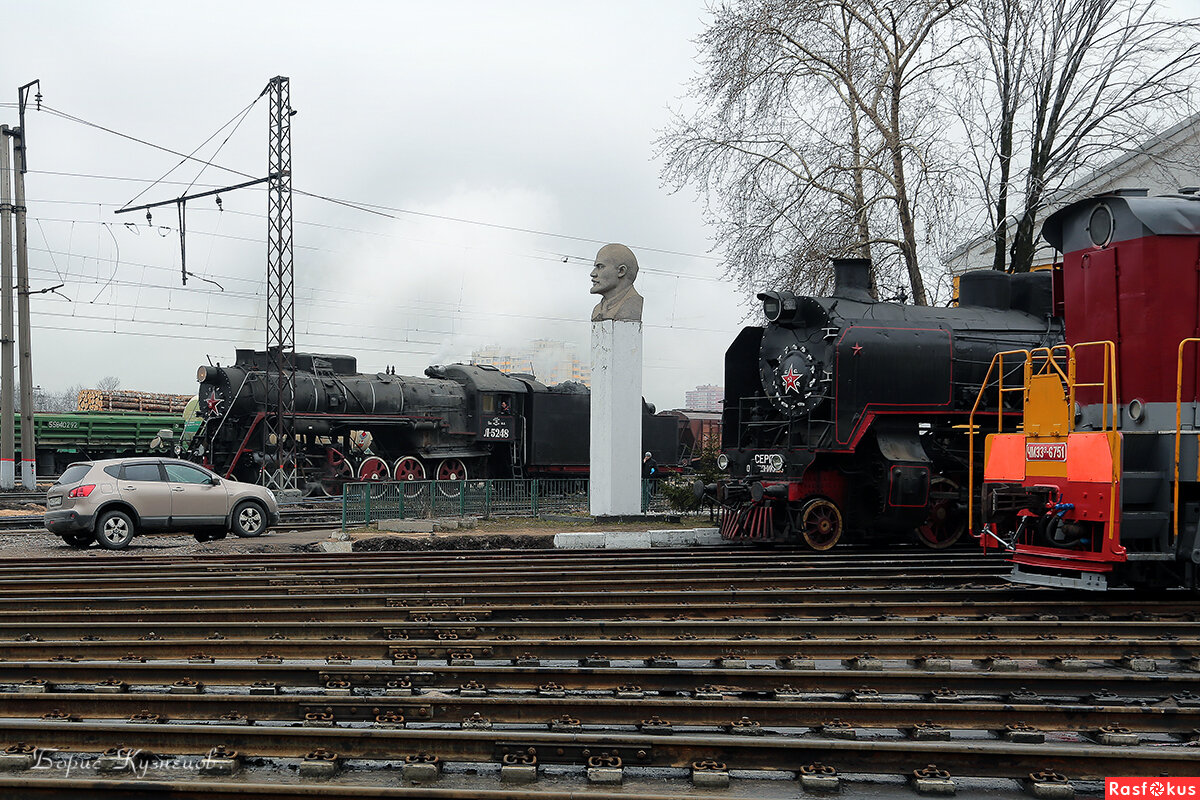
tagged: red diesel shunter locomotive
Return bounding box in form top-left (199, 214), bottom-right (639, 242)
top-left (978, 189), bottom-right (1200, 590)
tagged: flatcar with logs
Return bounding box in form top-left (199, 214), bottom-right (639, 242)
top-left (697, 258), bottom-right (1063, 550)
top-left (187, 349), bottom-right (679, 495)
top-left (978, 189), bottom-right (1200, 591)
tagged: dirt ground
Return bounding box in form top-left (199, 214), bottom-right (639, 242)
top-left (0, 513), bottom-right (714, 559)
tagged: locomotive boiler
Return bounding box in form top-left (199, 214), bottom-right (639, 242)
top-left (189, 349), bottom-right (679, 495)
top-left (979, 189), bottom-right (1200, 590)
top-left (702, 259), bottom-right (1063, 549)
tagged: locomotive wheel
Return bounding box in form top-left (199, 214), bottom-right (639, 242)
top-left (797, 498), bottom-right (843, 551)
top-left (436, 458), bottom-right (468, 498)
top-left (393, 456), bottom-right (425, 482)
top-left (393, 456), bottom-right (428, 499)
top-left (915, 477), bottom-right (967, 550)
top-left (319, 448), bottom-right (355, 497)
top-left (357, 456), bottom-right (390, 482)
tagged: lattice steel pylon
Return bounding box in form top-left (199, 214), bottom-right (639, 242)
top-left (264, 76), bottom-right (297, 491)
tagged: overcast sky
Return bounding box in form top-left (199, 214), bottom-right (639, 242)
top-left (1, 1), bottom-right (748, 410)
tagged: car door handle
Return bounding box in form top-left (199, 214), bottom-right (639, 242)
top-left (123, 486), bottom-right (136, 491)
top-left (171, 487), bottom-right (185, 492)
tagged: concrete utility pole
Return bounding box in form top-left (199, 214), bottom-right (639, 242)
top-left (14, 81), bottom-right (38, 489)
top-left (0, 127), bottom-right (14, 489)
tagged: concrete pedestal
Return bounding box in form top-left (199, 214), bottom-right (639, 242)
top-left (589, 320), bottom-right (642, 516)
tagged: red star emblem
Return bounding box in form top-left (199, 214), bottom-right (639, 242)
top-left (780, 365), bottom-right (802, 393)
top-left (205, 393), bottom-right (222, 416)
top-left (852, 343), bottom-right (863, 356)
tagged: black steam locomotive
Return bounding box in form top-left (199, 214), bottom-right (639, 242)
top-left (189, 349), bottom-right (678, 495)
top-left (700, 259), bottom-right (1063, 549)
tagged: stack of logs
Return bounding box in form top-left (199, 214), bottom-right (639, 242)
top-left (77, 389), bottom-right (191, 414)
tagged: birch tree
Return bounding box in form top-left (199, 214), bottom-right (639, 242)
top-left (955, 0), bottom-right (1200, 272)
top-left (659, 0), bottom-right (962, 305)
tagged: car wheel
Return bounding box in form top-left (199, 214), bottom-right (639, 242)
top-left (60, 533), bottom-right (93, 549)
top-left (96, 511), bottom-right (135, 551)
top-left (231, 501), bottom-right (268, 537)
top-left (194, 531), bottom-right (228, 543)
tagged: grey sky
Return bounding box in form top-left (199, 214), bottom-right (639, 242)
top-left (2, 1), bottom-right (749, 410)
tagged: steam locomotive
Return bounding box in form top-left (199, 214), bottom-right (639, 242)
top-left (188, 349), bottom-right (678, 495)
top-left (699, 259), bottom-right (1063, 549)
top-left (979, 189), bottom-right (1200, 590)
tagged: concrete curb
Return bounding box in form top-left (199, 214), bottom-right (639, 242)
top-left (553, 527), bottom-right (721, 549)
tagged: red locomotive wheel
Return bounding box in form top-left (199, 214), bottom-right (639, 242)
top-left (393, 456), bottom-right (427, 499)
top-left (393, 456), bottom-right (425, 482)
top-left (436, 458), bottom-right (468, 498)
top-left (357, 457), bottom-right (390, 482)
top-left (437, 458), bottom-right (467, 481)
top-left (797, 498), bottom-right (843, 551)
top-left (915, 477), bottom-right (966, 550)
top-left (319, 448), bottom-right (355, 497)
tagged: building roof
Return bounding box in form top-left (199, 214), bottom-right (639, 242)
top-left (946, 110), bottom-right (1200, 273)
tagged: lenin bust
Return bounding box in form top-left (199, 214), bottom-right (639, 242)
top-left (590, 243), bottom-right (643, 322)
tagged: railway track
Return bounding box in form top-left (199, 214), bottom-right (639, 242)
top-left (0, 547), bottom-right (1195, 798)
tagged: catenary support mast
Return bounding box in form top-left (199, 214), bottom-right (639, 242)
top-left (264, 76), bottom-right (296, 492)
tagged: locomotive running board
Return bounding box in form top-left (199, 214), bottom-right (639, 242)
top-left (1008, 564), bottom-right (1108, 591)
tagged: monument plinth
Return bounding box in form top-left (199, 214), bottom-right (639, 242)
top-left (588, 244), bottom-right (644, 517)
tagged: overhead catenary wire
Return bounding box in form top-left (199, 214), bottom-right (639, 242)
top-left (36, 103), bottom-right (723, 264)
top-left (26, 210), bottom-right (730, 284)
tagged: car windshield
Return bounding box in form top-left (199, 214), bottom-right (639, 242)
top-left (55, 464), bottom-right (92, 486)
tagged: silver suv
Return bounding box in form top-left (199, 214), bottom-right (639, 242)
top-left (44, 458), bottom-right (281, 550)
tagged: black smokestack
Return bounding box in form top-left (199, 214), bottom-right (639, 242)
top-left (831, 258), bottom-right (874, 303)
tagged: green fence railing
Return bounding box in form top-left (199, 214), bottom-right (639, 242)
top-left (342, 478), bottom-right (670, 529)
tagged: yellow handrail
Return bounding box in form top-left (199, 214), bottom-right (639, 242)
top-left (967, 349), bottom-right (1033, 535)
top-left (967, 341), bottom-right (1118, 543)
top-left (1173, 338), bottom-right (1200, 542)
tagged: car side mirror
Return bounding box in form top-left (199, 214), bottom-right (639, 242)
top-left (210, 477), bottom-right (221, 486)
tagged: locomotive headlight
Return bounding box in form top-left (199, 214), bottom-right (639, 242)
top-left (717, 453), bottom-right (729, 470)
top-left (757, 291), bottom-right (799, 324)
top-left (196, 366), bottom-right (209, 383)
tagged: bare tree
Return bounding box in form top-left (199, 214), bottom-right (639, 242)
top-left (659, 0), bottom-right (962, 305)
top-left (96, 375), bottom-right (122, 393)
top-left (955, 0), bottom-right (1200, 272)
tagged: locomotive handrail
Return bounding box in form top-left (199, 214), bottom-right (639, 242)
top-left (1172, 338), bottom-right (1200, 543)
top-left (1070, 341), bottom-right (1120, 543)
top-left (967, 348), bottom-right (1034, 537)
top-left (1069, 341), bottom-right (1120, 434)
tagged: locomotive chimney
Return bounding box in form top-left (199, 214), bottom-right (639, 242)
top-left (831, 258), bottom-right (874, 303)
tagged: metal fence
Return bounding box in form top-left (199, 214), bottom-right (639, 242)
top-left (342, 478), bottom-right (671, 529)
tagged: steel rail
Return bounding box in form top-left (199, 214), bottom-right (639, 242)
top-left (4, 662), bottom-right (1197, 699)
top-left (5, 595), bottom-right (1195, 622)
top-left (1, 691), bottom-right (1196, 733)
top-left (3, 661), bottom-right (1199, 698)
top-left (3, 617), bottom-right (1198, 642)
top-left (0, 719), bottom-right (1192, 776)
top-left (2, 634), bottom-right (1197, 661)
top-left (0, 558), bottom-right (1004, 582)
top-left (0, 778), bottom-right (717, 800)
top-left (0, 585), bottom-right (1191, 617)
top-left (0, 551), bottom-right (998, 575)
